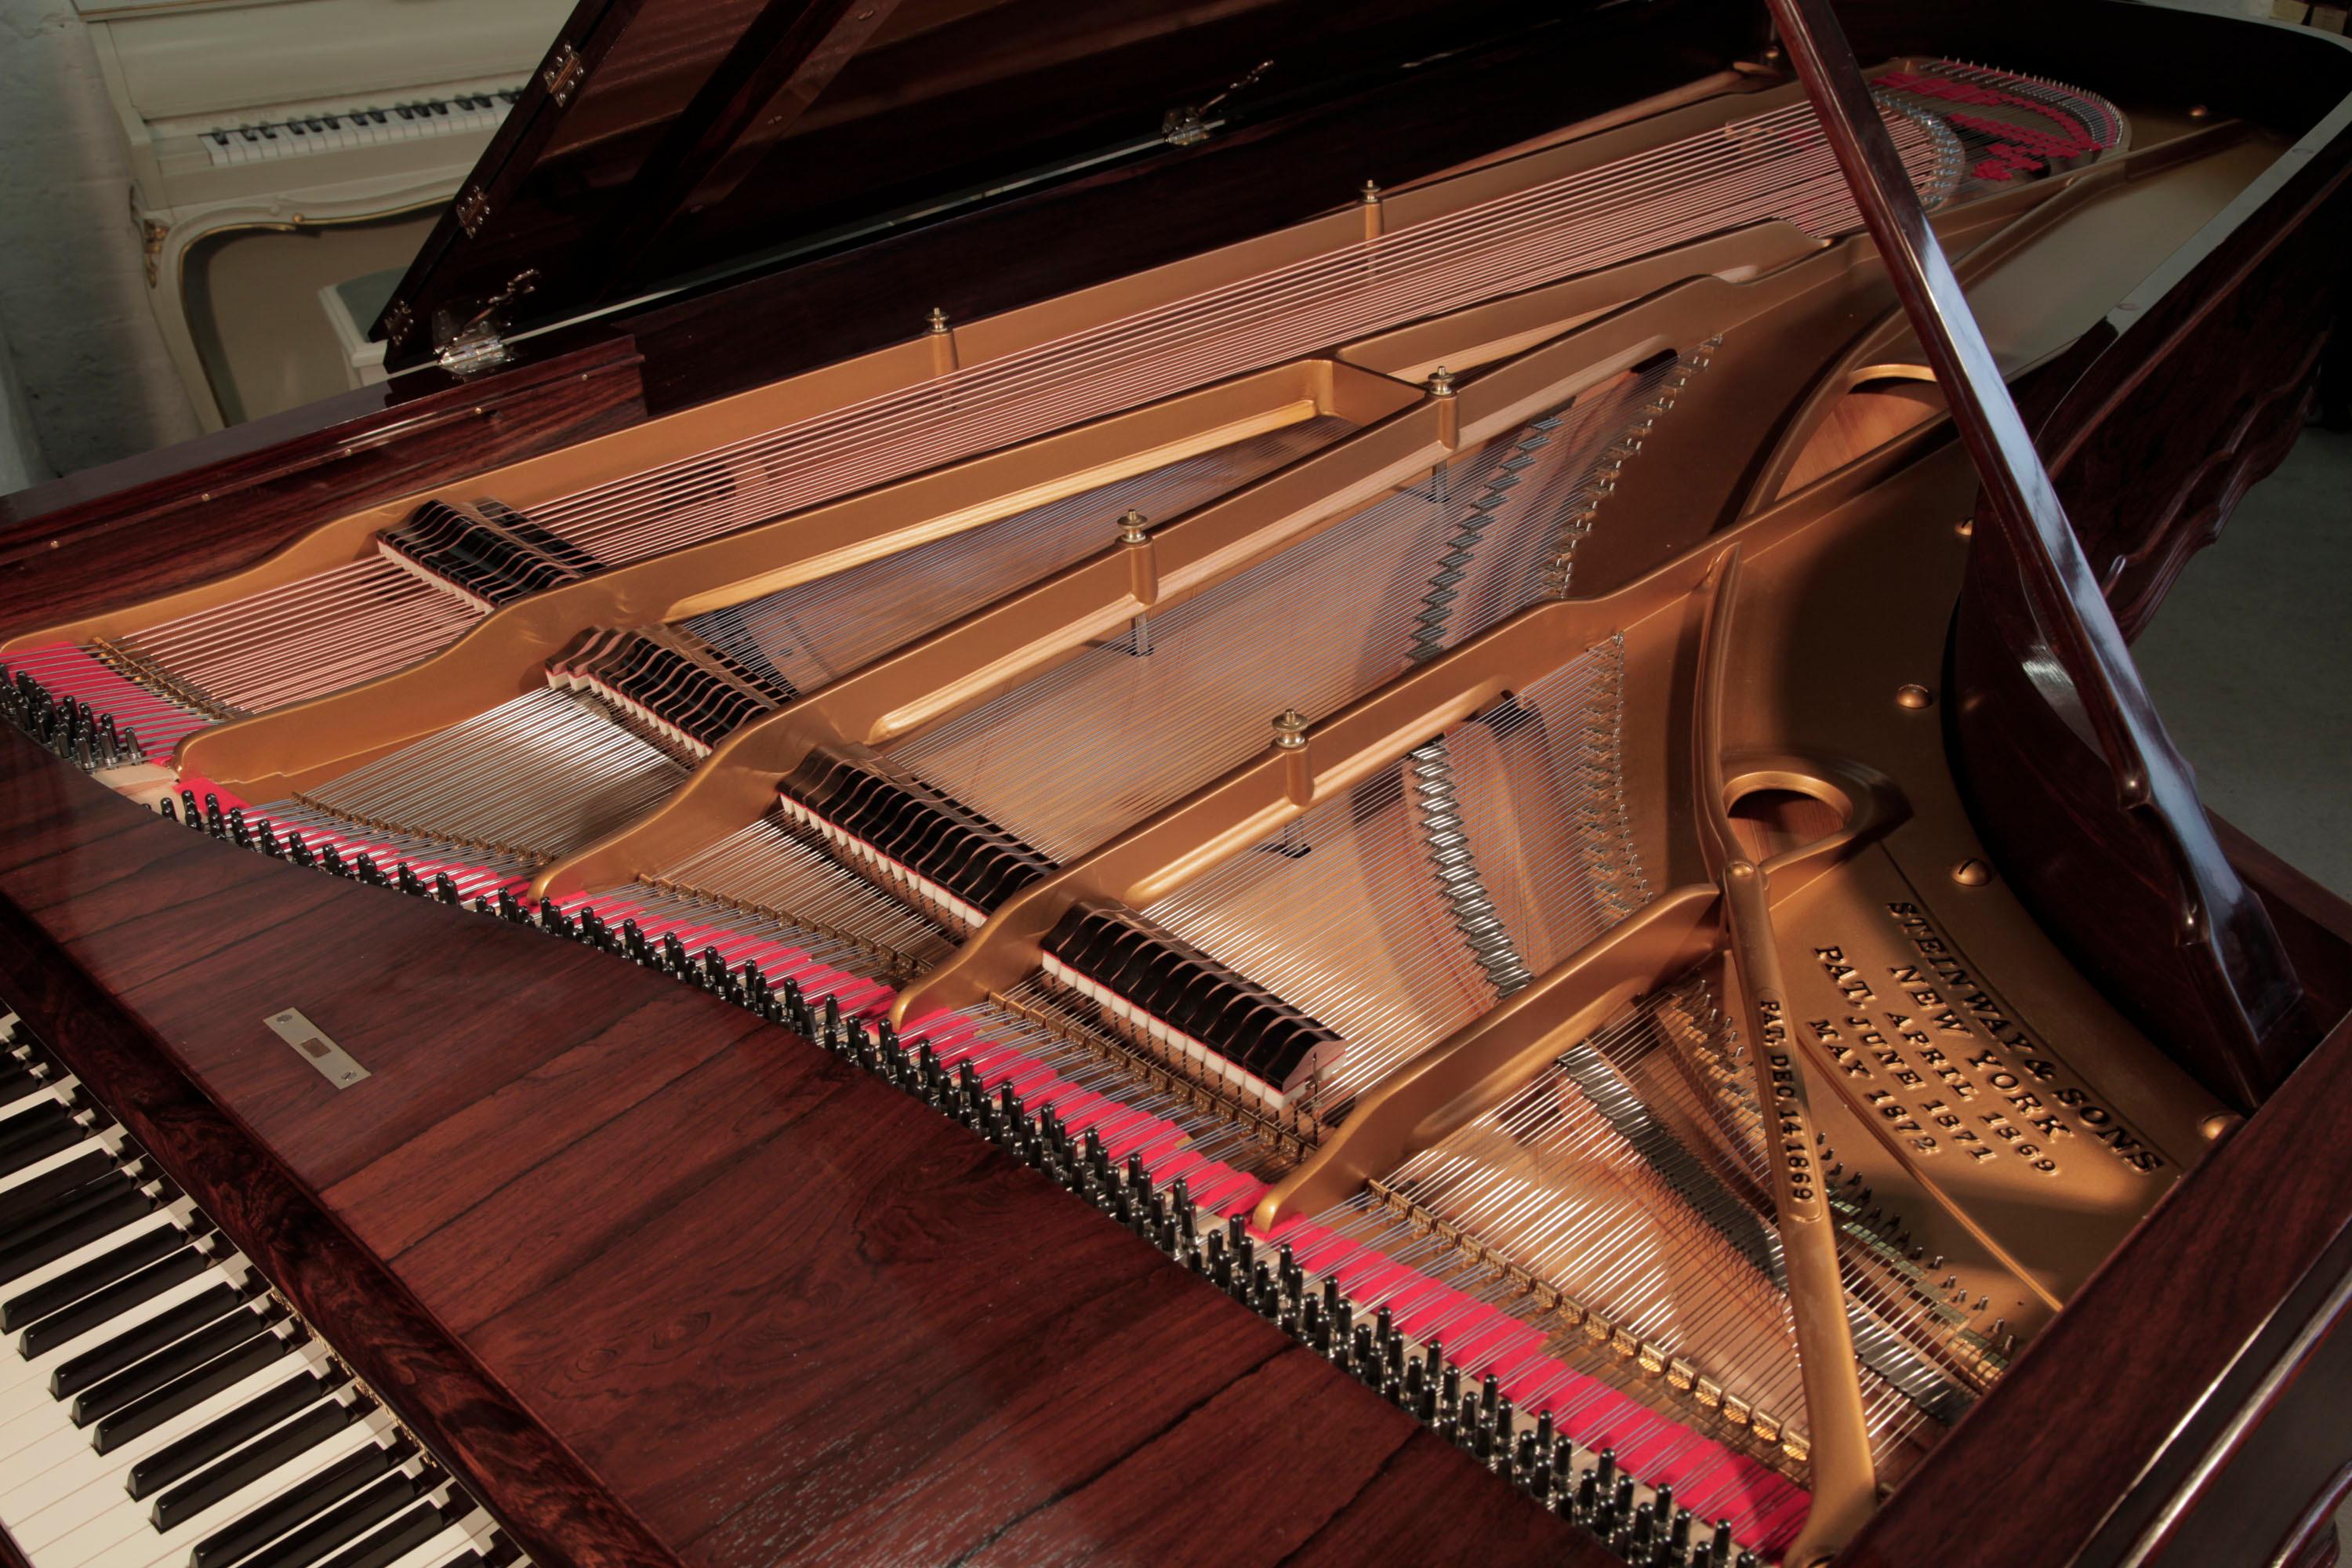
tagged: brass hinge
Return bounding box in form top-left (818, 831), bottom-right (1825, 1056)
top-left (455, 187), bottom-right (492, 238)
top-left (541, 42), bottom-right (586, 106)
top-left (434, 268), bottom-right (540, 377)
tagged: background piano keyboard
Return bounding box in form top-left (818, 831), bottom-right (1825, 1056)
top-left (200, 93), bottom-right (521, 169)
top-left (0, 1018), bottom-right (525, 1568)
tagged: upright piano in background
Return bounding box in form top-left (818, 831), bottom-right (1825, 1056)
top-left (0, 2), bottom-right (2349, 1565)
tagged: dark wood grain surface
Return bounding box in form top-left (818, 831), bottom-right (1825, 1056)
top-left (0, 339), bottom-right (644, 635)
top-left (0, 728), bottom-right (1602, 1568)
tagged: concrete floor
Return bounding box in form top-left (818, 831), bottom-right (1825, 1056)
top-left (2133, 423), bottom-right (2352, 898)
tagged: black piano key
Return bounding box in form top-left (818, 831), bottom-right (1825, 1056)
top-left (313, 1497), bottom-right (459, 1568)
top-left (96, 1320), bottom-right (303, 1452)
top-left (191, 1436), bottom-right (413, 1568)
top-left (74, 1299), bottom-right (283, 1426)
top-left (241, 1468), bottom-right (431, 1568)
top-left (3, 1167), bottom-right (135, 1255)
top-left (0, 1100), bottom-right (75, 1167)
top-left (50, 1281), bottom-right (240, 1396)
top-left (156, 1396), bottom-right (372, 1530)
top-left (0, 1149), bottom-right (116, 1233)
top-left (211, 131), bottom-right (230, 144)
top-left (2, 1218), bottom-right (189, 1330)
top-left (19, 1241), bottom-right (209, 1356)
top-left (131, 1367), bottom-right (338, 1499)
top-left (0, 1062), bottom-right (36, 1099)
top-left (0, 1183), bottom-right (151, 1283)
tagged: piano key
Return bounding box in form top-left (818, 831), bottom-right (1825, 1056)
top-left (0, 1103), bottom-right (82, 1173)
top-left (50, 1280), bottom-right (244, 1398)
top-left (0, 1149), bottom-right (119, 1234)
top-left (0, 1208), bottom-right (181, 1319)
top-left (96, 1316), bottom-right (303, 1452)
top-left (190, 1433), bottom-right (416, 1568)
top-left (387, 1524), bottom-right (496, 1568)
top-left (0, 1352), bottom-right (316, 1545)
top-left (73, 1298), bottom-right (285, 1428)
top-left (0, 1134), bottom-right (108, 1202)
top-left (240, 1463), bottom-right (434, 1568)
top-left (4, 1166), bottom-right (136, 1253)
top-left (130, 1364), bottom-right (338, 1500)
top-left (49, 1406), bottom-right (390, 1568)
top-left (2, 1216), bottom-right (191, 1330)
top-left (18, 1240), bottom-right (211, 1356)
top-left (0, 1184), bottom-right (158, 1283)
top-left (313, 1497), bottom-right (464, 1568)
top-left (1, 1269), bottom-right (227, 1413)
top-left (154, 1396), bottom-right (373, 1532)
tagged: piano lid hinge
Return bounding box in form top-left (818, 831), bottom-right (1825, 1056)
top-left (434, 268), bottom-right (540, 377)
top-left (541, 42), bottom-right (587, 107)
top-left (1160, 59), bottom-right (1272, 147)
top-left (456, 186), bottom-right (492, 239)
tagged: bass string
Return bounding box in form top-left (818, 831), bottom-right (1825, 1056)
top-left (655, 813), bottom-right (960, 969)
top-left (298, 688), bottom-right (686, 860)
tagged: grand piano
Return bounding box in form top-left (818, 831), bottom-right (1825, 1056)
top-left (0, 2), bottom-right (2349, 1566)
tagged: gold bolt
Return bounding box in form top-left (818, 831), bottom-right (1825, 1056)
top-left (1361, 180), bottom-right (1381, 204)
top-left (1951, 858), bottom-right (1992, 887)
top-left (1428, 366), bottom-right (1456, 397)
top-left (1271, 710), bottom-right (1309, 750)
top-left (2199, 1112), bottom-right (2242, 1141)
top-left (1896, 683), bottom-right (1933, 710)
top-left (1955, 516), bottom-right (1973, 539)
top-left (1116, 509), bottom-right (1149, 545)
top-left (926, 307), bottom-right (949, 334)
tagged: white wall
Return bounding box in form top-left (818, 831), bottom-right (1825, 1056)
top-left (0, 0), bottom-right (200, 481)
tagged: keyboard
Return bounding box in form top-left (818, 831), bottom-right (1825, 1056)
top-left (198, 92), bottom-right (521, 169)
top-left (0, 1018), bottom-right (527, 1568)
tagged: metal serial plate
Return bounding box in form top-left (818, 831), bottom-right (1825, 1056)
top-left (264, 1009), bottom-right (370, 1089)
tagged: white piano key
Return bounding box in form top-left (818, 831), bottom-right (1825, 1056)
top-left (381, 1519), bottom-right (486, 1568)
top-left (1, 1354), bottom-right (322, 1552)
top-left (0, 1075), bottom-right (75, 1123)
top-left (66, 1413), bottom-right (395, 1568)
top-left (0, 1348), bottom-right (316, 1527)
top-left (0, 1267), bottom-right (233, 1418)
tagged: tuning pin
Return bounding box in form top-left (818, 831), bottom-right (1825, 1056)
top-left (257, 822), bottom-right (283, 858)
top-left (1669, 1507), bottom-right (1694, 1557)
top-left (499, 888), bottom-right (528, 924)
top-left (822, 993), bottom-right (843, 1047)
top-left (225, 809), bottom-right (251, 847)
top-left (285, 830), bottom-right (314, 867)
top-left (320, 844), bottom-right (347, 877)
top-left (179, 789), bottom-right (202, 826)
top-left (158, 797), bottom-right (177, 822)
top-left (353, 852), bottom-right (383, 886)
top-left (118, 727), bottom-right (141, 761)
top-left (1711, 1519), bottom-right (1736, 1563)
top-left (395, 862), bottom-right (423, 895)
top-left (203, 793), bottom-right (223, 833)
top-left (436, 873), bottom-right (462, 906)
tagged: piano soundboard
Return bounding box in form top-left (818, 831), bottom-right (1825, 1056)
top-left (0, 1017), bottom-right (528, 1568)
